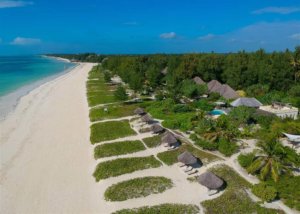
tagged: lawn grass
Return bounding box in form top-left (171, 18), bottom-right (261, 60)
top-left (201, 165), bottom-right (284, 214)
top-left (89, 103), bottom-right (138, 122)
top-left (104, 176), bottom-right (173, 201)
top-left (157, 142), bottom-right (221, 165)
top-left (94, 140), bottom-right (145, 159)
top-left (113, 204), bottom-right (200, 214)
top-left (90, 120), bottom-right (136, 144)
top-left (93, 156), bottom-right (162, 181)
top-left (142, 135), bottom-right (162, 148)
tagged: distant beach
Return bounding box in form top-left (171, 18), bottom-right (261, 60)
top-left (0, 55), bottom-right (76, 119)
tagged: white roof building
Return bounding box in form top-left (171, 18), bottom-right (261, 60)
top-left (259, 102), bottom-right (298, 120)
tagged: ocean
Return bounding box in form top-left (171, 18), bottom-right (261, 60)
top-left (0, 55), bottom-right (76, 119)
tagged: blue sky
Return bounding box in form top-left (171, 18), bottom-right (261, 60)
top-left (0, 0), bottom-right (299, 55)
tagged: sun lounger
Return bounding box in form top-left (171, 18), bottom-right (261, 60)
top-left (177, 162), bottom-right (186, 167)
top-left (184, 166), bottom-right (193, 172)
top-left (208, 189), bottom-right (218, 196)
top-left (187, 169), bottom-right (198, 175)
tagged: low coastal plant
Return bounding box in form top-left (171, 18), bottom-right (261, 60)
top-left (142, 135), bottom-right (162, 148)
top-left (112, 204), bottom-right (200, 214)
top-left (104, 176), bottom-right (173, 201)
top-left (90, 120), bottom-right (136, 144)
top-left (252, 183), bottom-right (277, 202)
top-left (93, 156), bottom-right (162, 181)
top-left (94, 140), bottom-right (145, 159)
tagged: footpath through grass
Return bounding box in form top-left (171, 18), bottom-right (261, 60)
top-left (201, 165), bottom-right (284, 214)
top-left (94, 140), bottom-right (145, 159)
top-left (89, 103), bottom-right (138, 122)
top-left (90, 120), bottom-right (136, 144)
top-left (93, 156), bottom-right (162, 181)
top-left (113, 204), bottom-right (200, 214)
top-left (157, 142), bottom-right (221, 165)
top-left (104, 176), bottom-right (173, 201)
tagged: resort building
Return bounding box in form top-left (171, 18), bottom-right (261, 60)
top-left (231, 97), bottom-right (263, 108)
top-left (259, 102), bottom-right (299, 119)
top-left (193, 76), bottom-right (206, 85)
top-left (207, 80), bottom-right (239, 99)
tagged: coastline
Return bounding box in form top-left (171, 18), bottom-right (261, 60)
top-left (0, 62), bottom-right (102, 213)
top-left (0, 57), bottom-right (78, 120)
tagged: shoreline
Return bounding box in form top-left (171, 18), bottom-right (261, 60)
top-left (0, 58), bottom-right (78, 121)
top-left (0, 62), bottom-right (101, 213)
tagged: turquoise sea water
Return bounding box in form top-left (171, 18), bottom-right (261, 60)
top-left (0, 55), bottom-right (74, 97)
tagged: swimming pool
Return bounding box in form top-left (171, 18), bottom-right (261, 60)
top-left (210, 109), bottom-right (226, 115)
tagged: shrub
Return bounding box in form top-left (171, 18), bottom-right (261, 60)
top-left (114, 86), bottom-right (128, 101)
top-left (192, 100), bottom-right (214, 111)
top-left (238, 152), bottom-right (255, 168)
top-left (90, 120), bottom-right (136, 144)
top-left (94, 140), bottom-right (145, 159)
top-left (93, 156), bottom-right (161, 181)
top-left (195, 138), bottom-right (218, 150)
top-left (218, 139), bottom-right (238, 156)
top-left (104, 71), bottom-right (112, 82)
top-left (104, 176), bottom-right (173, 201)
top-left (172, 104), bottom-right (193, 113)
top-left (143, 135), bottom-right (162, 148)
top-left (113, 204), bottom-right (200, 214)
top-left (252, 183), bottom-right (277, 202)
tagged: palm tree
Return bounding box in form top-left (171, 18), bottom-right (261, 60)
top-left (290, 56), bottom-right (300, 82)
top-left (247, 141), bottom-right (289, 182)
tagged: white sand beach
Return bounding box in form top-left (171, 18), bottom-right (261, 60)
top-left (0, 63), bottom-right (102, 214)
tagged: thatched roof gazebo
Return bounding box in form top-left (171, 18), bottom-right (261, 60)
top-left (161, 132), bottom-right (177, 146)
top-left (207, 80), bottom-right (223, 93)
top-left (219, 84), bottom-right (239, 99)
top-left (161, 67), bottom-right (168, 75)
top-left (134, 107), bottom-right (146, 115)
top-left (177, 151), bottom-right (197, 165)
top-left (141, 114), bottom-right (153, 123)
top-left (193, 76), bottom-right (205, 85)
top-left (197, 172), bottom-right (224, 190)
top-left (231, 97), bottom-right (262, 108)
top-left (151, 124), bottom-right (164, 134)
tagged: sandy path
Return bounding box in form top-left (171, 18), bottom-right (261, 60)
top-left (0, 63), bottom-right (102, 214)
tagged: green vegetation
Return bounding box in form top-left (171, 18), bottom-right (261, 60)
top-left (142, 135), bottom-right (162, 148)
top-left (238, 152), bottom-right (256, 168)
top-left (104, 176), bottom-right (173, 201)
top-left (94, 140), bottom-right (145, 159)
top-left (89, 103), bottom-right (138, 122)
top-left (90, 120), bottom-right (136, 144)
top-left (201, 165), bottom-right (283, 214)
top-left (252, 183), bottom-right (277, 202)
top-left (157, 142), bottom-right (221, 165)
top-left (113, 204), bottom-right (200, 214)
top-left (114, 86), bottom-right (128, 101)
top-left (93, 156), bottom-right (162, 181)
top-left (86, 66), bottom-right (118, 106)
top-left (267, 176), bottom-right (300, 211)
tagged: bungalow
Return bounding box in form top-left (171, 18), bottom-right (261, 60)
top-left (231, 97), bottom-right (263, 108)
top-left (259, 102), bottom-right (299, 120)
top-left (193, 76), bottom-right (206, 85)
top-left (197, 171), bottom-right (224, 190)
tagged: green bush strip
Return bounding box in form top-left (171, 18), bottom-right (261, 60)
top-left (112, 204), bottom-right (200, 214)
top-left (142, 135), bottom-right (162, 148)
top-left (90, 120), bottom-right (136, 144)
top-left (89, 104), bottom-right (138, 122)
top-left (93, 156), bottom-right (162, 181)
top-left (94, 140), bottom-right (145, 159)
top-left (104, 176), bottom-right (173, 201)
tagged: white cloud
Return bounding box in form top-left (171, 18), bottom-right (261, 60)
top-left (198, 34), bottom-right (216, 41)
top-left (160, 32), bottom-right (176, 39)
top-left (0, 1), bottom-right (33, 8)
top-left (290, 33), bottom-right (300, 40)
top-left (252, 6), bottom-right (300, 15)
top-left (10, 37), bottom-right (41, 45)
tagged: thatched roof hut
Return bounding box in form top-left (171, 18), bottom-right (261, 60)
top-left (197, 172), bottom-right (224, 190)
top-left (134, 107), bottom-right (146, 115)
top-left (193, 76), bottom-right (205, 85)
top-left (151, 124), bottom-right (164, 134)
top-left (161, 67), bottom-right (168, 75)
top-left (161, 132), bottom-right (177, 145)
top-left (219, 84), bottom-right (239, 99)
top-left (231, 97), bottom-right (262, 108)
top-left (177, 151), bottom-right (197, 165)
top-left (141, 114), bottom-right (153, 123)
top-left (207, 80), bottom-right (223, 93)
